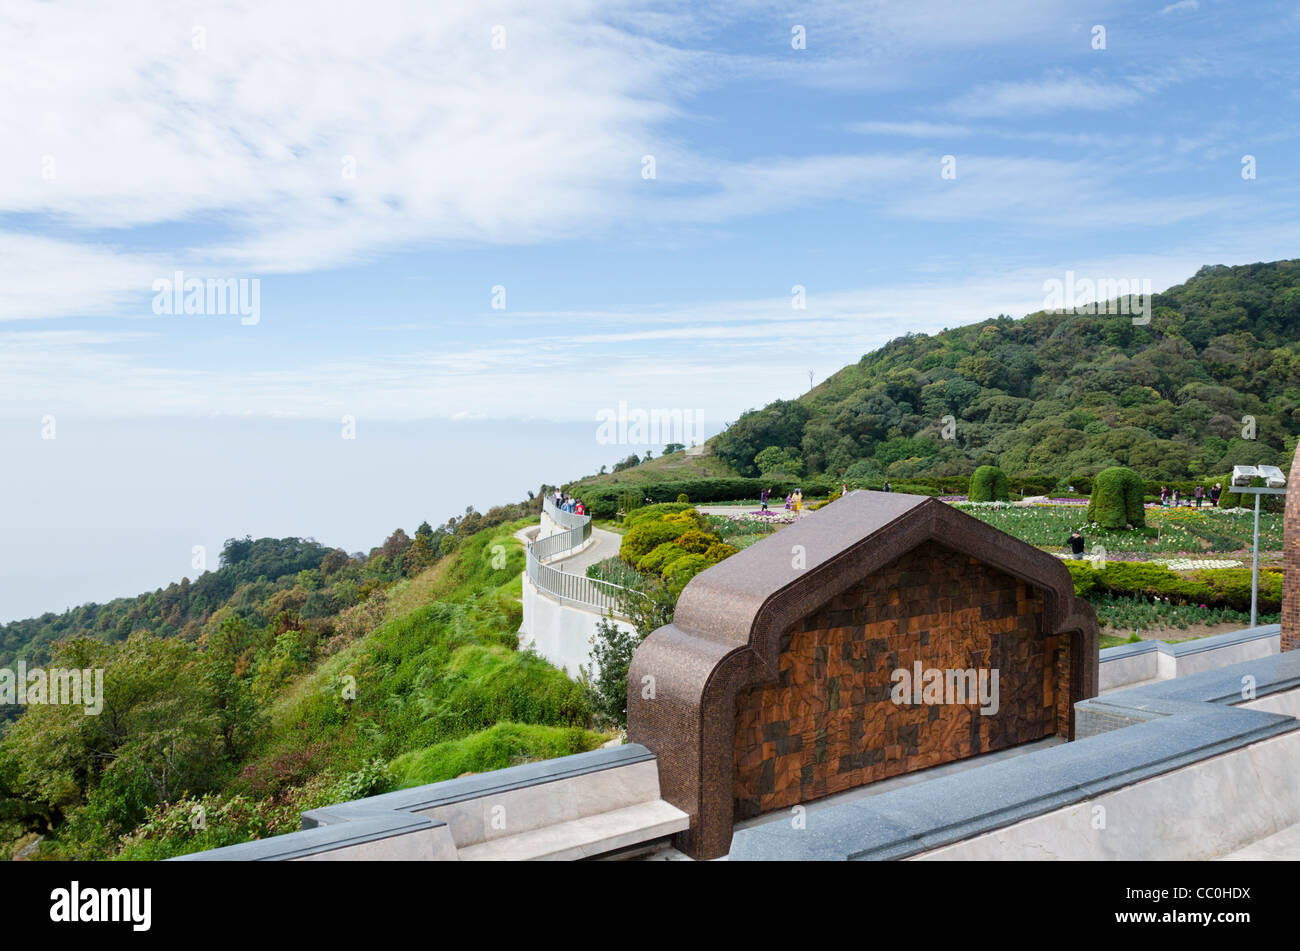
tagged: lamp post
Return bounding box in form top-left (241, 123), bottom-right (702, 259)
top-left (1230, 465), bottom-right (1287, 628)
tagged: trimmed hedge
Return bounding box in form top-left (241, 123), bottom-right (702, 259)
top-left (1065, 559), bottom-right (1283, 612)
top-left (1086, 467), bottom-right (1146, 529)
top-left (969, 466), bottom-right (1010, 502)
top-left (574, 478), bottom-right (837, 518)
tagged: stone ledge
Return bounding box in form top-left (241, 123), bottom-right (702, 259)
top-left (1099, 624), bottom-right (1280, 664)
top-left (171, 812), bottom-right (441, 861)
top-left (302, 743), bottom-right (657, 826)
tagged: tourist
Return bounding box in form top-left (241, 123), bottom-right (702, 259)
top-left (883, 481), bottom-right (892, 493)
top-left (1160, 485), bottom-right (1168, 506)
top-left (1194, 485), bottom-right (1204, 508)
top-left (793, 489), bottom-right (803, 513)
top-left (1211, 483), bottom-right (1222, 505)
top-left (785, 493), bottom-right (792, 511)
top-left (841, 483), bottom-right (848, 496)
top-left (1067, 529), bottom-right (1086, 557)
top-left (575, 499), bottom-right (585, 516)
top-left (1172, 488), bottom-right (1180, 507)
top-left (760, 488), bottom-right (769, 512)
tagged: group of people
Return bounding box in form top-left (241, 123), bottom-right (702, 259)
top-left (757, 481), bottom-right (889, 514)
top-left (1158, 484), bottom-right (1221, 508)
top-left (550, 489), bottom-right (585, 516)
top-left (758, 487), bottom-right (807, 513)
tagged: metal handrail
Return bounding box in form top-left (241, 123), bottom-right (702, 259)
top-left (527, 497), bottom-right (646, 615)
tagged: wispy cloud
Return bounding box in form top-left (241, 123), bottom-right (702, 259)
top-left (946, 76), bottom-right (1143, 118)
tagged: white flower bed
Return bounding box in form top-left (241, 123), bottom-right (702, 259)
top-left (1154, 558), bottom-right (1243, 570)
top-left (1051, 553), bottom-right (1244, 570)
top-left (723, 511), bottom-right (799, 525)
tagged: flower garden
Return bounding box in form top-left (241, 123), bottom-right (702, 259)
top-left (599, 494), bottom-right (1285, 642)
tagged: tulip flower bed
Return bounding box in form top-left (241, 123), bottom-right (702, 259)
top-left (1090, 593), bottom-right (1279, 632)
top-left (949, 502), bottom-right (1281, 556)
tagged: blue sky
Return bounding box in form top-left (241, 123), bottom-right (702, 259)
top-left (3, 0), bottom-right (1300, 619)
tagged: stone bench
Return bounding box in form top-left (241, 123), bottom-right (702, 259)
top-left (308, 743), bottom-right (687, 861)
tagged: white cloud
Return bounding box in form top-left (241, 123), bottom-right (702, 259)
top-left (0, 234), bottom-right (163, 321)
top-left (845, 121), bottom-right (973, 138)
top-left (0, 0), bottom-right (683, 280)
top-left (946, 76), bottom-right (1143, 118)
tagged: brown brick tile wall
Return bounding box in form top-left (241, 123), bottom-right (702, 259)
top-left (1284, 441), bottom-right (1300, 652)
top-left (732, 539), bottom-right (1062, 820)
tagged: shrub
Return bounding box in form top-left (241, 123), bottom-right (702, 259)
top-left (969, 466), bottom-right (1010, 503)
top-left (1063, 560), bottom-right (1095, 596)
top-left (1086, 467), bottom-right (1146, 529)
top-left (620, 519), bottom-right (691, 563)
top-left (676, 493), bottom-right (689, 503)
top-left (624, 502), bottom-right (693, 529)
top-left (581, 617), bottom-right (645, 729)
top-left (662, 509), bottom-right (705, 530)
top-left (703, 542), bottom-right (739, 564)
top-left (575, 478), bottom-right (838, 517)
top-left (636, 542), bottom-right (687, 574)
top-left (1074, 560), bottom-right (1282, 612)
top-left (674, 529), bottom-right (720, 554)
top-left (663, 553), bottom-right (710, 594)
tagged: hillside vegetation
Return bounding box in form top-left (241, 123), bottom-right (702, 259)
top-left (0, 494), bottom-right (615, 860)
top-left (590, 261), bottom-right (1300, 494)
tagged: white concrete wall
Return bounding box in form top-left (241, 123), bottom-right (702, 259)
top-left (1099, 630), bottom-right (1281, 692)
top-left (1098, 650), bottom-right (1158, 692)
top-left (415, 759), bottom-right (663, 849)
top-left (1174, 634), bottom-right (1279, 678)
top-left (520, 573), bottom-right (636, 678)
top-left (912, 687), bottom-right (1300, 861)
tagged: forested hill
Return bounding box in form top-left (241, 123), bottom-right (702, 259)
top-left (0, 497), bottom-right (538, 672)
top-left (712, 260), bottom-right (1300, 486)
top-left (0, 537), bottom-right (333, 670)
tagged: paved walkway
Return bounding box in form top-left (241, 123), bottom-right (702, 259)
top-left (549, 525), bottom-right (622, 575)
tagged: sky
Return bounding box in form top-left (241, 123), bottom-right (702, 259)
top-left (3, 0), bottom-right (1300, 621)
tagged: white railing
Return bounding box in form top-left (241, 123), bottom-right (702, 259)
top-left (527, 497), bottom-right (645, 615)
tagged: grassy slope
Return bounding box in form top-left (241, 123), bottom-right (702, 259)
top-left (570, 447), bottom-right (737, 491)
top-left (243, 517), bottom-right (598, 783)
top-left (109, 515), bottom-right (607, 858)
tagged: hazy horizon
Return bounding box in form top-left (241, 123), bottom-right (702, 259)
top-left (0, 416), bottom-right (726, 624)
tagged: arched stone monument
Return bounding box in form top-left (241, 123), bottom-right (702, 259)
top-left (627, 490), bottom-right (1100, 860)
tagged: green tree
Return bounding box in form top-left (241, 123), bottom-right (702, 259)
top-left (969, 466), bottom-right (1010, 502)
top-left (1086, 466), bottom-right (1146, 529)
